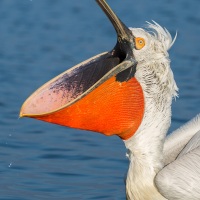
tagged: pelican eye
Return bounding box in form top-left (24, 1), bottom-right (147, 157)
top-left (135, 37), bottom-right (145, 50)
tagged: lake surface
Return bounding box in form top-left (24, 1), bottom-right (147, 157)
top-left (1, 0), bottom-right (200, 199)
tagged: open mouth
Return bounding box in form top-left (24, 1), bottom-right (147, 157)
top-left (20, 0), bottom-right (143, 140)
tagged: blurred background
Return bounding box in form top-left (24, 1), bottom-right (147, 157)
top-left (0, 0), bottom-right (200, 199)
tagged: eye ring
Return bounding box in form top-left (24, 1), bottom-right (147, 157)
top-left (135, 37), bottom-right (145, 50)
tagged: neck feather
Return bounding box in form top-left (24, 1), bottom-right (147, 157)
top-left (124, 112), bottom-right (169, 200)
top-left (123, 60), bottom-right (176, 199)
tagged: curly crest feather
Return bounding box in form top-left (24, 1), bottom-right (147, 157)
top-left (146, 21), bottom-right (177, 51)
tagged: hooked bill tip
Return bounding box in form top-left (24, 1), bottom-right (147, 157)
top-left (19, 111), bottom-right (23, 118)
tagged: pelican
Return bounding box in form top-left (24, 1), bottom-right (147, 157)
top-left (20, 0), bottom-right (200, 199)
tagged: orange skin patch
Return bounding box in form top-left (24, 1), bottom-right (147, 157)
top-left (32, 76), bottom-right (144, 140)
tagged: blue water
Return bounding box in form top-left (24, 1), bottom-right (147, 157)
top-left (1, 0), bottom-right (200, 199)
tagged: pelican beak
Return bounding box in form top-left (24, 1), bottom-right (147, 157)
top-left (20, 0), bottom-right (144, 140)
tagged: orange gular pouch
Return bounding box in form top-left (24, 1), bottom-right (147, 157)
top-left (20, 52), bottom-right (144, 140)
top-left (20, 0), bottom-right (146, 140)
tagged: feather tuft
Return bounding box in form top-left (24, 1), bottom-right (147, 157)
top-left (146, 21), bottom-right (177, 51)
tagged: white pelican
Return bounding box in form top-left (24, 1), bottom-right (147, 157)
top-left (20, 0), bottom-right (200, 199)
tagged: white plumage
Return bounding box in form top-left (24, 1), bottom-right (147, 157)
top-left (124, 23), bottom-right (200, 200)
